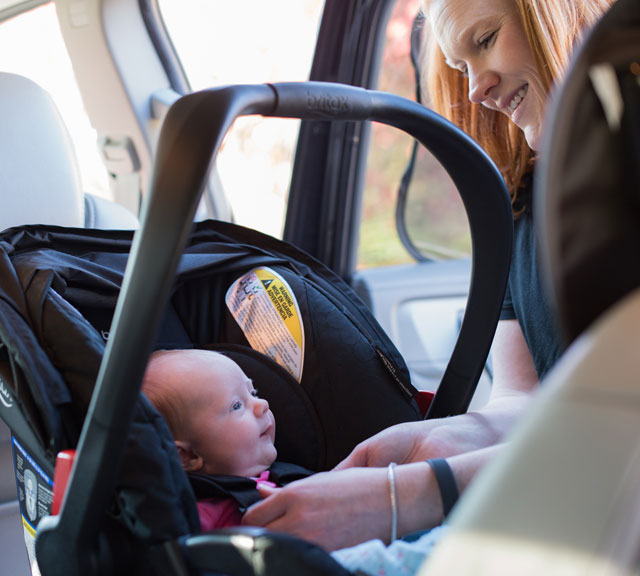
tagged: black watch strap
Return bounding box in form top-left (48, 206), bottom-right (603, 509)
top-left (427, 458), bottom-right (460, 517)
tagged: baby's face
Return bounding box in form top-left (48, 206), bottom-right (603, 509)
top-left (188, 354), bottom-right (277, 477)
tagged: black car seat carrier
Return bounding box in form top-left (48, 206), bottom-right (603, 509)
top-left (0, 82), bottom-right (513, 575)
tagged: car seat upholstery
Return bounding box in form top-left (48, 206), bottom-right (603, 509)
top-left (0, 71), bottom-right (139, 231)
top-left (0, 70), bottom-right (138, 575)
top-left (83, 193), bottom-right (140, 229)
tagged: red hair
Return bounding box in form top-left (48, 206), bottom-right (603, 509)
top-left (421, 0), bottom-right (615, 209)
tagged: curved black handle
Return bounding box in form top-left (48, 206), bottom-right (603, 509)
top-left (36, 82), bottom-right (512, 575)
top-left (268, 83), bottom-right (512, 417)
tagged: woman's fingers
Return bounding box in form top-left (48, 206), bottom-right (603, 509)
top-left (243, 468), bottom-right (391, 550)
top-left (242, 489), bottom-right (286, 526)
top-left (257, 484), bottom-right (280, 498)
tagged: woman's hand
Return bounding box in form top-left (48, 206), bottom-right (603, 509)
top-left (243, 321), bottom-right (541, 550)
top-left (337, 321), bottom-right (541, 472)
top-left (243, 463), bottom-right (445, 550)
top-left (334, 420), bottom-right (444, 469)
top-left (242, 467), bottom-right (392, 551)
top-left (334, 414), bottom-right (492, 471)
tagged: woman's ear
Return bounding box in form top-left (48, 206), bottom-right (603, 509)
top-left (175, 440), bottom-right (204, 472)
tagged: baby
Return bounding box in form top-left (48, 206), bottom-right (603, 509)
top-left (142, 349), bottom-right (441, 576)
top-left (142, 348), bottom-right (281, 529)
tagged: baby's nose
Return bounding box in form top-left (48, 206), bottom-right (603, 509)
top-left (254, 396), bottom-right (269, 415)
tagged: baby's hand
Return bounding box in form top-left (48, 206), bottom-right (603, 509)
top-left (257, 483), bottom-right (280, 500)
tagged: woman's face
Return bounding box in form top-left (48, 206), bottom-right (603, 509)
top-left (427, 0), bottom-right (547, 150)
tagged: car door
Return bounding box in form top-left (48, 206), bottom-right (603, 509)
top-left (0, 0), bottom-right (488, 404)
top-left (283, 0), bottom-right (490, 405)
top-left (54, 0), bottom-right (491, 406)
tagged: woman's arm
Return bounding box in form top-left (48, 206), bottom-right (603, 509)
top-left (242, 321), bottom-right (540, 550)
top-left (242, 445), bottom-right (503, 550)
top-left (337, 319), bottom-right (539, 466)
top-left (491, 318), bottom-right (539, 398)
top-left (422, 318), bottom-right (539, 455)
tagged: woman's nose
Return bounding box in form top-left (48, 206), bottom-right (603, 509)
top-left (468, 68), bottom-right (499, 104)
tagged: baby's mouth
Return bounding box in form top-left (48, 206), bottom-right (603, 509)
top-left (260, 420), bottom-right (273, 438)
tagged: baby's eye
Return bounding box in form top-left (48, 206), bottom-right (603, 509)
top-left (250, 389), bottom-right (259, 398)
top-left (232, 400), bottom-right (243, 411)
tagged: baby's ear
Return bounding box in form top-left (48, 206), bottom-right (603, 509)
top-left (174, 440), bottom-right (204, 472)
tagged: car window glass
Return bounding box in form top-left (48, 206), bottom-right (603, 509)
top-left (0, 3), bottom-right (111, 200)
top-left (158, 0), bottom-right (324, 239)
top-left (358, 0), bottom-right (471, 269)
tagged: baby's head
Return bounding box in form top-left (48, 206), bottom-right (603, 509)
top-left (142, 349), bottom-right (277, 477)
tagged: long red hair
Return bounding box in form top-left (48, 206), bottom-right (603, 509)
top-left (421, 0), bottom-right (615, 208)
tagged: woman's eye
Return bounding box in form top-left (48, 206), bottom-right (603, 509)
top-left (479, 31), bottom-right (496, 49)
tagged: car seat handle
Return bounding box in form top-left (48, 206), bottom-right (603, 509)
top-left (269, 82), bottom-right (512, 417)
top-left (36, 82), bottom-right (511, 575)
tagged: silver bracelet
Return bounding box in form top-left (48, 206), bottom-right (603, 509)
top-left (387, 462), bottom-right (398, 542)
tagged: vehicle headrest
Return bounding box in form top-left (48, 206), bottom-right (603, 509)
top-left (535, 0), bottom-right (640, 345)
top-left (0, 72), bottom-right (85, 232)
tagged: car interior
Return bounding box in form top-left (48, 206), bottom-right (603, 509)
top-left (0, 69), bottom-right (139, 575)
top-left (4, 5), bottom-right (509, 564)
top-left (0, 73), bottom-right (513, 576)
top-left (0, 0), bottom-right (638, 574)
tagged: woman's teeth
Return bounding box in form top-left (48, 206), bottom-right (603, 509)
top-left (509, 86), bottom-right (528, 113)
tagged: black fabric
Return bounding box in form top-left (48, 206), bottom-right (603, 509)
top-left (189, 461), bottom-right (313, 512)
top-left (500, 179), bottom-right (564, 380)
top-left (0, 245), bottom-right (76, 453)
top-left (115, 397), bottom-right (201, 541)
top-left (0, 229), bottom-right (201, 543)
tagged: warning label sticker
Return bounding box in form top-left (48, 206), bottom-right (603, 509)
top-left (226, 267), bottom-right (305, 382)
top-left (13, 436), bottom-right (53, 576)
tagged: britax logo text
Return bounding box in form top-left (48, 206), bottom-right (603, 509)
top-left (307, 92), bottom-right (350, 114)
top-left (0, 378), bottom-right (13, 409)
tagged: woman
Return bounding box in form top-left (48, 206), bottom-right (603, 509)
top-left (242, 0), bottom-right (615, 556)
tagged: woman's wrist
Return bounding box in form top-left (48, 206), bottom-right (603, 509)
top-left (427, 458), bottom-right (460, 517)
top-left (393, 462), bottom-right (445, 538)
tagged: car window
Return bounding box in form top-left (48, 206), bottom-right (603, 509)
top-left (158, 0), bottom-right (324, 239)
top-left (358, 0), bottom-right (471, 269)
top-left (0, 3), bottom-right (111, 200)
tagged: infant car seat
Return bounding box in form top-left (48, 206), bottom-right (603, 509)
top-left (0, 81), bottom-right (512, 575)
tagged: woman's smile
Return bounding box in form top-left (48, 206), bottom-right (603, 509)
top-left (428, 0), bottom-right (547, 149)
top-left (507, 84), bottom-right (528, 115)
